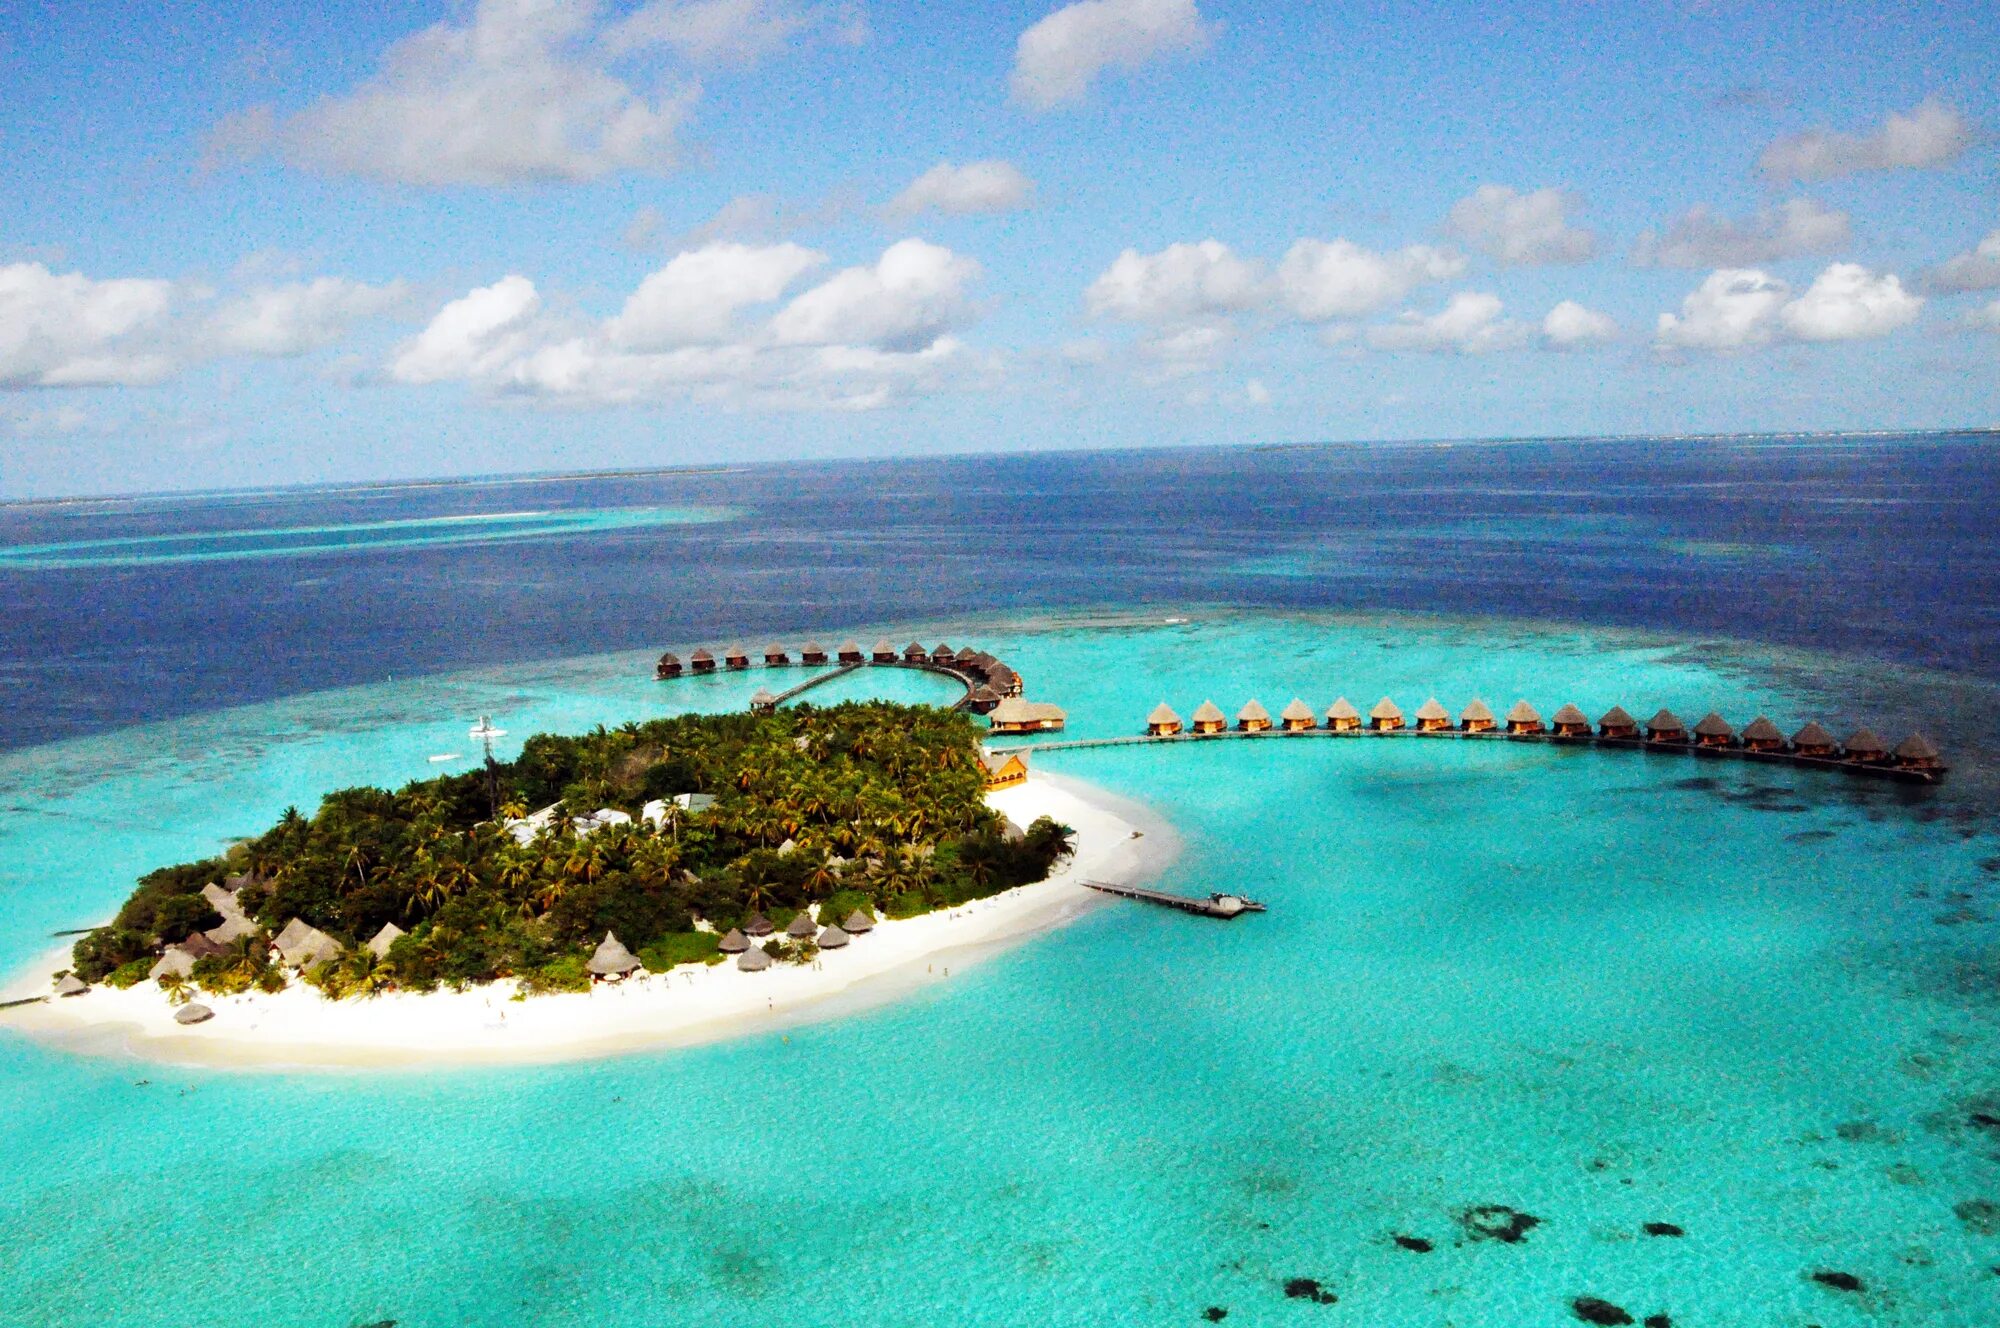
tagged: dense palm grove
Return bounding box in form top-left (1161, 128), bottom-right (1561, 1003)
top-left (72, 701), bottom-right (1070, 997)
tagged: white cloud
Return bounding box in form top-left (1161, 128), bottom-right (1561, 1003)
top-left (1366, 292), bottom-right (1529, 354)
top-left (390, 276), bottom-right (545, 384)
top-left (1778, 263), bottom-right (1922, 342)
top-left (1010, 0), bottom-right (1211, 109)
top-left (1632, 197), bottom-right (1850, 268)
top-left (1967, 298), bottom-right (2000, 332)
top-left (4, 403), bottom-right (97, 438)
top-left (1655, 269), bottom-right (1790, 352)
top-left (1138, 320), bottom-right (1235, 377)
top-left (1243, 378), bottom-right (1270, 405)
top-left (1926, 229), bottom-right (2000, 294)
top-left (885, 160), bottom-right (1035, 218)
top-left (1444, 185), bottom-right (1595, 266)
top-left (1542, 300), bottom-right (1618, 349)
top-left (605, 242), bottom-right (823, 350)
top-left (769, 239), bottom-right (981, 351)
top-left (1085, 240), bottom-right (1264, 322)
top-left (602, 0), bottom-right (851, 63)
top-left (210, 278), bottom-right (409, 356)
top-left (0, 263), bottom-right (179, 387)
top-left (1759, 98), bottom-right (1975, 181)
top-left (1274, 238), bottom-right (1464, 320)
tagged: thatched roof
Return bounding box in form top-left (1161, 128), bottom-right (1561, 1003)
top-left (1237, 699), bottom-right (1271, 723)
top-left (990, 698), bottom-right (1066, 724)
top-left (970, 685), bottom-right (1002, 704)
top-left (1894, 733), bottom-right (1939, 760)
top-left (1551, 703), bottom-right (1589, 726)
top-left (150, 948), bottom-right (195, 981)
top-left (366, 923), bottom-right (405, 959)
top-left (690, 647), bottom-right (715, 662)
top-left (55, 973), bottom-right (87, 997)
top-left (1280, 698), bottom-right (1315, 723)
top-left (1599, 705), bottom-right (1637, 729)
top-left (1648, 707), bottom-right (1684, 731)
top-left (737, 947), bottom-right (772, 972)
top-left (1693, 712), bottom-right (1733, 737)
top-left (1461, 699), bottom-right (1495, 723)
top-left (751, 687), bottom-right (778, 705)
top-left (658, 652), bottom-right (680, 666)
top-left (1848, 729), bottom-right (1889, 755)
top-left (1415, 698), bottom-right (1449, 721)
top-left (744, 911), bottom-right (773, 936)
top-left (273, 918), bottom-right (342, 970)
top-left (786, 910), bottom-right (818, 938)
top-left (1791, 720), bottom-right (1834, 747)
top-left (801, 641), bottom-right (825, 654)
top-left (1740, 716), bottom-right (1784, 743)
top-left (174, 1002), bottom-right (214, 1025)
top-left (1369, 696), bottom-right (1402, 720)
top-left (1506, 700), bottom-right (1541, 724)
top-left (1191, 700), bottom-right (1226, 724)
top-left (204, 913), bottom-right (259, 945)
top-left (724, 643), bottom-right (748, 658)
top-left (955, 646), bottom-right (980, 662)
top-left (1148, 702), bottom-right (1181, 725)
top-left (838, 640), bottom-right (861, 654)
top-left (717, 928), bottom-right (750, 954)
top-left (932, 642), bottom-right (954, 657)
top-left (586, 931), bottom-right (641, 975)
top-left (182, 931), bottom-right (226, 960)
top-left (843, 909), bottom-right (874, 933)
top-left (817, 925), bottom-right (851, 949)
top-left (764, 643), bottom-right (787, 656)
top-left (1327, 697), bottom-right (1360, 720)
top-left (904, 641), bottom-right (926, 655)
top-left (201, 881), bottom-right (239, 912)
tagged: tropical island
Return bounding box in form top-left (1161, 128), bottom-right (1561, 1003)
top-left (66, 700), bottom-right (1077, 1007)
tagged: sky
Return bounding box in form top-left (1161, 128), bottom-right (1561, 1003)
top-left (1, 0), bottom-right (1996, 499)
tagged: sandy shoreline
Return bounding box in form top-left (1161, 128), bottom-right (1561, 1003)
top-left (0, 772), bottom-right (1178, 1071)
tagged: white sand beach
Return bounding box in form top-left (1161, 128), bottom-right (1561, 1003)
top-left (1, 772), bottom-right (1178, 1071)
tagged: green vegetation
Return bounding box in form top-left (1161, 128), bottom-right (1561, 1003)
top-left (74, 701), bottom-right (1072, 996)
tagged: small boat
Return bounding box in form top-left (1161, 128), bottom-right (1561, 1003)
top-left (427, 752), bottom-right (463, 763)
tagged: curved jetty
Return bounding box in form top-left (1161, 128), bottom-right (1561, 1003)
top-left (655, 638), bottom-right (1044, 721)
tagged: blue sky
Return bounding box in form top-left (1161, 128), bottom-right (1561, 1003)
top-left (2, 0), bottom-right (1995, 498)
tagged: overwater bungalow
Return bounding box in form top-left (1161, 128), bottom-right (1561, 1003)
top-left (763, 644), bottom-right (790, 666)
top-left (749, 687), bottom-right (778, 715)
top-left (738, 947), bottom-right (773, 972)
top-left (902, 641), bottom-right (929, 663)
top-left (872, 639), bottom-right (898, 663)
top-left (818, 925), bottom-right (851, 950)
top-left (786, 910), bottom-right (818, 939)
top-left (982, 749), bottom-right (1030, 789)
top-left (931, 643), bottom-right (956, 665)
top-left (1505, 701), bottom-right (1544, 734)
top-left (800, 642), bottom-right (828, 666)
top-left (1893, 733), bottom-right (1942, 769)
top-left (656, 652), bottom-right (683, 679)
top-left (1740, 716), bottom-right (1785, 752)
top-left (1598, 706), bottom-right (1639, 740)
top-left (1551, 704), bottom-right (1591, 737)
top-left (718, 928), bottom-right (750, 954)
top-left (838, 641), bottom-right (865, 664)
top-left (1238, 700), bottom-right (1273, 733)
top-left (1148, 702), bottom-right (1184, 736)
top-left (1191, 700), bottom-right (1228, 734)
top-left (690, 648), bottom-right (717, 674)
top-left (1790, 720), bottom-right (1837, 756)
top-left (968, 685), bottom-right (1003, 714)
top-left (1414, 698), bottom-right (1451, 732)
top-left (1326, 697), bottom-right (1362, 732)
top-left (1370, 697), bottom-right (1405, 731)
top-left (744, 911), bottom-right (774, 937)
top-left (586, 932), bottom-right (641, 980)
top-left (988, 665), bottom-right (1024, 697)
top-left (1460, 699), bottom-right (1497, 733)
top-left (989, 698), bottom-right (1067, 733)
top-left (1842, 728), bottom-right (1888, 763)
top-left (955, 646), bottom-right (981, 666)
top-left (1647, 708), bottom-right (1687, 743)
top-left (1692, 713), bottom-right (1735, 747)
top-left (843, 910), bottom-right (875, 935)
top-left (724, 645), bottom-right (751, 670)
top-left (1280, 698), bottom-right (1316, 731)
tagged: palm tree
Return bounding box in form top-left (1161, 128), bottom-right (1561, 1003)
top-left (158, 971), bottom-right (192, 1005)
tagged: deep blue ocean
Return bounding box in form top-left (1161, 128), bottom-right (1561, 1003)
top-left (2, 435), bottom-right (1998, 1327)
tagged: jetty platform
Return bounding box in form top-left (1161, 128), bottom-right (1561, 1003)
top-left (1084, 880), bottom-right (1266, 918)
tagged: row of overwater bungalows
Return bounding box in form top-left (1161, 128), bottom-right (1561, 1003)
top-left (1142, 698), bottom-right (1944, 775)
top-left (657, 640), bottom-right (1025, 711)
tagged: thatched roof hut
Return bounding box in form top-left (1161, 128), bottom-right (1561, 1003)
top-left (750, 687), bottom-right (778, 714)
top-left (1598, 705), bottom-right (1638, 739)
top-left (1414, 698), bottom-right (1450, 732)
top-left (955, 646), bottom-right (981, 664)
top-left (182, 931), bottom-right (226, 960)
top-left (656, 652), bottom-right (683, 679)
top-left (786, 910), bottom-right (818, 938)
top-left (718, 928), bottom-right (750, 954)
top-left (744, 911), bottom-right (774, 937)
top-left (989, 698), bottom-right (1067, 733)
top-left (1460, 699), bottom-right (1496, 733)
top-left (872, 639), bottom-right (898, 662)
top-left (1692, 712), bottom-right (1734, 746)
top-left (817, 925), bottom-right (851, 950)
top-left (764, 644), bottom-right (790, 666)
top-left (801, 641), bottom-right (828, 665)
top-left (968, 684), bottom-right (1003, 714)
top-left (1237, 699), bottom-right (1272, 732)
top-left (1280, 698), bottom-right (1316, 731)
top-left (55, 973), bottom-right (87, 997)
top-left (273, 918), bottom-right (342, 970)
top-left (903, 641), bottom-right (929, 662)
top-left (1740, 715), bottom-right (1785, 751)
top-left (737, 946), bottom-right (772, 972)
top-left (586, 931), bottom-right (641, 977)
top-left (724, 645), bottom-right (751, 670)
top-left (931, 643), bottom-right (956, 664)
top-left (690, 647), bottom-right (716, 673)
top-left (843, 910), bottom-right (875, 934)
top-left (1647, 708), bottom-right (1687, 741)
top-left (1191, 700), bottom-right (1227, 734)
top-left (174, 1002), bottom-right (214, 1024)
top-left (838, 640), bottom-right (864, 663)
top-left (1790, 720), bottom-right (1836, 756)
top-left (366, 923), bottom-right (405, 959)
top-left (1505, 701), bottom-right (1543, 734)
top-left (1370, 697), bottom-right (1404, 731)
top-left (1551, 703), bottom-right (1590, 737)
top-left (1147, 702), bottom-right (1183, 736)
top-left (1326, 697), bottom-right (1362, 732)
top-left (1892, 733), bottom-right (1940, 768)
top-left (150, 948), bottom-right (195, 981)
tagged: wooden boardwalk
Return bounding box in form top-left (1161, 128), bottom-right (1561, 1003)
top-left (1084, 879), bottom-right (1266, 917)
top-left (759, 659), bottom-right (981, 711)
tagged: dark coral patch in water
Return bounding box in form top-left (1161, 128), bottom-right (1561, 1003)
top-left (1457, 1204), bottom-right (1542, 1243)
top-left (1392, 1234), bottom-right (1433, 1253)
top-left (1571, 1296), bottom-right (1633, 1324)
top-left (1202, 1308), bottom-right (1228, 1322)
top-left (1282, 1278), bottom-right (1337, 1304)
top-left (1641, 1222), bottom-right (1684, 1237)
top-left (1954, 1198), bottom-right (2000, 1235)
top-left (1810, 1270), bottom-right (1864, 1292)
top-left (1643, 1316), bottom-right (1672, 1328)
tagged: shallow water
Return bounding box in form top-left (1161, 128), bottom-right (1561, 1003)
top-left (2, 611), bottom-right (1996, 1326)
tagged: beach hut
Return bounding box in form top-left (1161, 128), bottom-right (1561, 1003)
top-left (817, 925), bottom-right (851, 950)
top-left (181, 931), bottom-right (225, 961)
top-left (174, 1003), bottom-right (214, 1024)
top-left (872, 639), bottom-right (898, 663)
top-left (718, 928), bottom-right (750, 954)
top-left (655, 652), bottom-right (683, 680)
top-left (982, 749), bottom-right (1030, 790)
top-left (1893, 733), bottom-right (1942, 770)
top-left (1147, 702), bottom-right (1184, 736)
top-left (785, 910), bottom-right (818, 939)
top-left (1414, 698), bottom-right (1452, 732)
top-left (745, 911), bottom-right (774, 937)
top-left (988, 698), bottom-right (1067, 733)
top-left (1191, 700), bottom-right (1228, 735)
top-left (1842, 728), bottom-right (1888, 762)
top-left (1692, 713), bottom-right (1735, 747)
top-left (764, 644), bottom-right (790, 666)
top-left (1646, 708), bottom-right (1688, 743)
top-left (1789, 721), bottom-right (1836, 756)
top-left (1370, 698), bottom-right (1405, 731)
top-left (1551, 704), bottom-right (1591, 737)
top-left (150, 948), bottom-right (195, 982)
top-left (1598, 706), bottom-right (1639, 740)
top-left (366, 923), bottom-right (405, 959)
top-left (931, 643), bottom-right (956, 665)
top-left (1237, 700), bottom-right (1273, 733)
top-left (838, 641), bottom-right (865, 664)
top-left (724, 645), bottom-right (751, 670)
top-left (1505, 701), bottom-right (1544, 735)
top-left (1326, 697), bottom-right (1362, 732)
top-left (843, 910), bottom-right (875, 935)
top-left (750, 687), bottom-right (778, 715)
top-left (1460, 699), bottom-right (1497, 733)
top-left (1280, 699), bottom-right (1316, 732)
top-left (55, 974), bottom-right (87, 997)
top-left (800, 642), bottom-right (828, 666)
top-left (737, 947), bottom-right (773, 972)
top-left (690, 648), bottom-right (717, 674)
top-left (1740, 716), bottom-right (1785, 752)
top-left (967, 685), bottom-right (1003, 714)
top-left (586, 931), bottom-right (641, 979)
top-left (272, 918), bottom-right (341, 970)
top-left (903, 641), bottom-right (929, 663)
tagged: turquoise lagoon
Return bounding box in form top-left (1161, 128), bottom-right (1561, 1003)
top-left (1, 612), bottom-right (1997, 1326)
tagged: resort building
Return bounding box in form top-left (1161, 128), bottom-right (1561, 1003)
top-left (931, 643), bottom-right (957, 665)
top-left (1460, 699), bottom-right (1497, 733)
top-left (903, 641), bottom-right (929, 663)
top-left (1148, 703), bottom-right (1184, 736)
top-left (1692, 713), bottom-right (1735, 747)
top-left (981, 749), bottom-right (1029, 790)
top-left (1237, 700), bottom-right (1273, 733)
top-left (1894, 733), bottom-right (1941, 769)
top-left (988, 665), bottom-right (1024, 697)
top-left (690, 648), bottom-right (716, 674)
top-left (744, 912), bottom-right (774, 937)
top-left (1414, 698), bottom-right (1451, 732)
top-left (587, 933), bottom-right (641, 980)
top-left (872, 639), bottom-right (898, 663)
top-left (1647, 708), bottom-right (1687, 743)
top-left (764, 645), bottom-right (790, 666)
top-left (1551, 704), bottom-right (1591, 737)
top-left (718, 928), bottom-right (750, 954)
top-left (750, 688), bottom-right (778, 715)
top-left (838, 641), bottom-right (865, 664)
top-left (1280, 698), bottom-right (1316, 731)
top-left (988, 698), bottom-right (1067, 733)
top-left (968, 685), bottom-right (1003, 714)
top-left (1370, 697), bottom-right (1405, 731)
top-left (1191, 700), bottom-right (1228, 734)
top-left (724, 645), bottom-right (751, 670)
top-left (1842, 728), bottom-right (1888, 763)
top-left (1598, 706), bottom-right (1639, 739)
top-left (1740, 716), bottom-right (1785, 752)
top-left (1790, 721), bottom-right (1837, 757)
top-left (1326, 697), bottom-right (1362, 732)
top-left (1505, 701), bottom-right (1544, 734)
top-left (955, 646), bottom-right (981, 667)
top-left (272, 918), bottom-right (342, 971)
top-left (366, 922), bottom-right (404, 959)
top-left (738, 947), bottom-right (772, 972)
top-left (656, 652), bottom-right (683, 679)
top-left (801, 642), bottom-right (828, 666)
top-left (843, 910), bottom-right (875, 934)
top-left (818, 925), bottom-right (851, 950)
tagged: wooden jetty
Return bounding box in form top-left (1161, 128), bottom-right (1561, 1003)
top-left (659, 637), bottom-right (1034, 717)
top-left (1084, 879), bottom-right (1266, 918)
